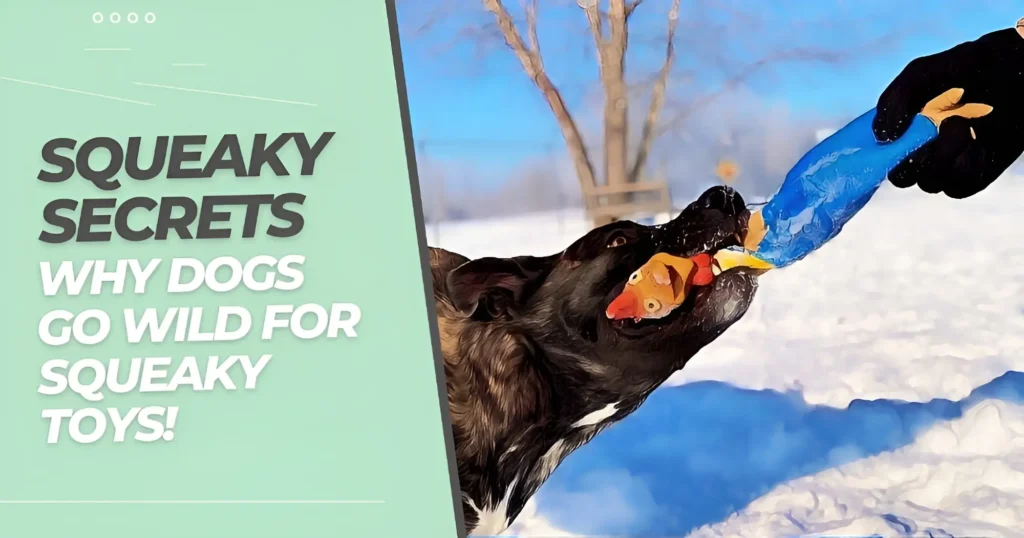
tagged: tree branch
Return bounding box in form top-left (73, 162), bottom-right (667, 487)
top-left (657, 47), bottom-right (848, 135)
top-left (401, 0), bottom-right (462, 36)
top-left (523, 0), bottom-right (542, 56)
top-left (653, 15), bottom-right (914, 135)
top-left (630, 0), bottom-right (679, 182)
top-left (582, 2), bottom-right (604, 51)
top-left (481, 0), bottom-right (599, 191)
top-left (608, 0), bottom-right (628, 43)
top-left (625, 0), bottom-right (644, 19)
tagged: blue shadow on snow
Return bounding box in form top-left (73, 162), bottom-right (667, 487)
top-left (526, 370), bottom-right (1024, 537)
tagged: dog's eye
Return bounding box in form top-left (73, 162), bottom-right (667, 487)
top-left (628, 270), bottom-right (643, 284)
top-left (644, 298), bottom-right (661, 313)
top-left (608, 235), bottom-right (629, 248)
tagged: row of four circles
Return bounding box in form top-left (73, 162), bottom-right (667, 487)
top-left (92, 12), bottom-right (157, 24)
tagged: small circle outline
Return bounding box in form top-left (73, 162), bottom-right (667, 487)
top-left (109, 12), bottom-right (121, 24)
top-left (91, 12), bottom-right (103, 23)
top-left (127, 12), bottom-right (139, 23)
top-left (144, 12), bottom-right (156, 24)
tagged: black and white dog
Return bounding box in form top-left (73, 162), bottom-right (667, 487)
top-left (431, 186), bottom-right (761, 535)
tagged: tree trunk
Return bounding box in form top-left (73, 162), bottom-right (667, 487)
top-left (602, 57), bottom-right (629, 188)
top-left (592, 0), bottom-right (631, 226)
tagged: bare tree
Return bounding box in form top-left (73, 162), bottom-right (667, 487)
top-left (403, 0), bottom-right (914, 226)
top-left (479, 0), bottom-right (681, 222)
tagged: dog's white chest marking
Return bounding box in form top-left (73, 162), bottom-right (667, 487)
top-left (572, 402), bottom-right (620, 428)
top-left (469, 436), bottom-right (588, 535)
top-left (467, 477), bottom-right (519, 537)
top-left (536, 439), bottom-right (569, 484)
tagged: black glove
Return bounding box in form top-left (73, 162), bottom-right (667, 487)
top-left (872, 21), bottom-right (1024, 199)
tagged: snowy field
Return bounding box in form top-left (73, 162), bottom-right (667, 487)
top-left (425, 177), bottom-right (1024, 537)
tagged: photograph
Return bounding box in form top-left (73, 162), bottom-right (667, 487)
top-left (397, 1), bottom-right (1024, 536)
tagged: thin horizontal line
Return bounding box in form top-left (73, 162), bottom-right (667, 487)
top-left (0, 76), bottom-right (155, 106)
top-left (132, 81), bottom-right (316, 106)
top-left (84, 48), bottom-right (131, 51)
top-left (171, 63), bottom-right (207, 67)
top-left (0, 500), bottom-right (384, 505)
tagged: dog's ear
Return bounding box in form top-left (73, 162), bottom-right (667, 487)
top-left (446, 255), bottom-right (553, 318)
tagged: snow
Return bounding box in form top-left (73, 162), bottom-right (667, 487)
top-left (689, 400), bottom-right (1024, 538)
top-left (427, 177), bottom-right (1024, 537)
top-left (670, 181), bottom-right (1024, 409)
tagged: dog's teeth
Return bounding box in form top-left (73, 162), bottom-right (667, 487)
top-left (712, 264), bottom-right (722, 276)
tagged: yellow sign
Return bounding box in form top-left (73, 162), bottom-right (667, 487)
top-left (715, 159), bottom-right (739, 184)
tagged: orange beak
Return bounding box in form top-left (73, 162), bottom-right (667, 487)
top-left (606, 288), bottom-right (641, 320)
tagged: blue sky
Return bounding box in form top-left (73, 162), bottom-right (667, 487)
top-left (397, 0), bottom-right (1020, 179)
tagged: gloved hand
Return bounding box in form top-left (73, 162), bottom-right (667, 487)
top-left (872, 19), bottom-right (1024, 198)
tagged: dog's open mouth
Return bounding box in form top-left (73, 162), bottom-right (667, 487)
top-left (609, 187), bottom-right (757, 335)
top-left (609, 246), bottom-right (745, 336)
top-left (602, 185), bottom-right (758, 337)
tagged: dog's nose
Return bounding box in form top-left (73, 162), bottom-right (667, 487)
top-left (695, 185), bottom-right (744, 215)
top-left (606, 289), bottom-right (640, 320)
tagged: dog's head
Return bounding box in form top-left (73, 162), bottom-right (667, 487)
top-left (446, 185), bottom-right (760, 386)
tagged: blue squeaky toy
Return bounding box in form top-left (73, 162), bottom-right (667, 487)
top-left (715, 88), bottom-right (993, 272)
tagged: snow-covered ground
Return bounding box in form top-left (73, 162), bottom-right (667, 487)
top-left (688, 400), bottom-right (1024, 538)
top-left (426, 178), bottom-right (1024, 537)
